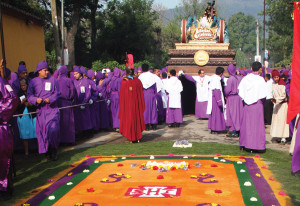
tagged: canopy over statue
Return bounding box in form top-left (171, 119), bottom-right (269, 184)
top-left (181, 0), bottom-right (229, 43)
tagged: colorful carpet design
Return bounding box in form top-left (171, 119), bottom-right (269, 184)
top-left (22, 155), bottom-right (291, 206)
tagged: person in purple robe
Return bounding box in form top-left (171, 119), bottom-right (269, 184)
top-left (12, 64), bottom-right (29, 95)
top-left (137, 66), bottom-right (142, 77)
top-left (240, 70), bottom-right (246, 77)
top-left (109, 68), bottom-right (122, 131)
top-left (184, 69), bottom-right (211, 119)
top-left (153, 68), bottom-right (165, 124)
top-left (86, 69), bottom-right (101, 131)
top-left (225, 64), bottom-right (243, 137)
top-left (27, 61), bottom-right (60, 161)
top-left (73, 66), bottom-right (94, 135)
top-left (292, 114), bottom-right (300, 177)
top-left (57, 65), bottom-right (76, 144)
top-left (207, 67), bottom-right (226, 133)
top-left (8, 72), bottom-right (17, 87)
top-left (138, 64), bottom-right (158, 130)
top-left (96, 71), bottom-right (111, 130)
top-left (0, 66), bottom-right (19, 200)
top-left (238, 62), bottom-right (267, 153)
top-left (164, 69), bottom-right (183, 127)
top-left (81, 67), bottom-right (88, 79)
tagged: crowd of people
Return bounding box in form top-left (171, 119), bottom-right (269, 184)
top-left (0, 59), bottom-right (300, 200)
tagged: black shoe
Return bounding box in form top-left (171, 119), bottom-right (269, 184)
top-left (240, 146), bottom-right (245, 151)
top-left (291, 170), bottom-right (300, 177)
top-left (50, 149), bottom-right (58, 161)
top-left (168, 123), bottom-right (175, 128)
top-left (146, 124), bottom-right (151, 131)
top-left (152, 124), bottom-right (157, 130)
top-left (211, 130), bottom-right (218, 134)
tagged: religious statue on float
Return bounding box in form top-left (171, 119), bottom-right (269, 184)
top-left (181, 0), bottom-right (229, 44)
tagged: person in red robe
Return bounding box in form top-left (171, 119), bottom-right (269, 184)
top-left (119, 68), bottom-right (145, 142)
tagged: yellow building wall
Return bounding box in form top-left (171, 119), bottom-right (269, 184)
top-left (0, 13), bottom-right (46, 73)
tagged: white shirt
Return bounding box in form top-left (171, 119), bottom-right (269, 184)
top-left (238, 73), bottom-right (267, 105)
top-left (266, 79), bottom-right (273, 100)
top-left (164, 76), bottom-right (183, 108)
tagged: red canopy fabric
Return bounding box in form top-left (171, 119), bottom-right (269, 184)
top-left (287, 2), bottom-right (300, 123)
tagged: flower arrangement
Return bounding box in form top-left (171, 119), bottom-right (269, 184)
top-left (173, 140), bottom-right (192, 148)
top-left (140, 161), bottom-right (190, 172)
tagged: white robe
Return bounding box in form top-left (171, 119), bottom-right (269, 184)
top-left (206, 74), bottom-right (225, 115)
top-left (138, 71), bottom-right (156, 89)
top-left (192, 75), bottom-right (211, 102)
top-left (164, 77), bottom-right (183, 109)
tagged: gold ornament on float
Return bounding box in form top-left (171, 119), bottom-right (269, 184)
top-left (194, 50), bottom-right (210, 66)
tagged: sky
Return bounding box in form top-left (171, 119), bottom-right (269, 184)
top-left (153, 0), bottom-right (182, 9)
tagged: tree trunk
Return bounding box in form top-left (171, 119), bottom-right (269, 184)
top-left (50, 0), bottom-right (61, 60)
top-left (67, 1), bottom-right (80, 67)
top-left (90, 0), bottom-right (98, 62)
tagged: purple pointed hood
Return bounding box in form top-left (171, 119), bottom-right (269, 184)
top-left (35, 60), bottom-right (48, 74)
top-left (87, 69), bottom-right (95, 79)
top-left (227, 64), bottom-right (236, 76)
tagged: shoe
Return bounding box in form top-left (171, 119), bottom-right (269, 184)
top-left (168, 123), bottom-right (175, 128)
top-left (50, 149), bottom-right (58, 161)
top-left (146, 124), bottom-right (151, 131)
top-left (291, 170), bottom-right (300, 177)
top-left (211, 130), bottom-right (218, 134)
top-left (280, 139), bottom-right (286, 145)
top-left (152, 124), bottom-right (157, 130)
top-left (239, 146), bottom-right (245, 151)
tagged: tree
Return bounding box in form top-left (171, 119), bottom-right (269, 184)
top-left (235, 49), bottom-right (250, 68)
top-left (228, 12), bottom-right (258, 63)
top-left (97, 0), bottom-right (158, 64)
top-left (265, 0), bottom-right (294, 66)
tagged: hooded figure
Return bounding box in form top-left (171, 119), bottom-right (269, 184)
top-left (96, 71), bottom-right (111, 130)
top-left (224, 64), bottom-right (243, 137)
top-left (109, 68), bottom-right (122, 130)
top-left (0, 73), bottom-right (19, 197)
top-left (86, 69), bottom-right (101, 130)
top-left (73, 66), bottom-right (93, 132)
top-left (57, 65), bottom-right (76, 144)
top-left (27, 61), bottom-right (60, 160)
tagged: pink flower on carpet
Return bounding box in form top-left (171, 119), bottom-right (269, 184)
top-left (86, 155), bottom-right (91, 158)
top-left (153, 166), bottom-right (159, 170)
top-left (216, 154), bottom-right (221, 157)
top-left (239, 156), bottom-right (245, 159)
top-left (278, 191), bottom-right (286, 196)
top-left (214, 189), bottom-right (222, 194)
top-left (170, 167), bottom-right (177, 171)
top-left (269, 177), bottom-right (274, 181)
top-left (255, 155), bottom-right (260, 158)
top-left (130, 154), bottom-right (135, 157)
top-left (117, 163), bottom-right (124, 167)
top-left (168, 153), bottom-right (174, 156)
top-left (87, 188), bottom-right (95, 193)
top-left (70, 164), bottom-right (76, 167)
top-left (96, 156), bottom-right (102, 158)
top-left (157, 175), bottom-right (164, 179)
top-left (261, 165), bottom-right (267, 169)
top-left (211, 164), bottom-right (218, 167)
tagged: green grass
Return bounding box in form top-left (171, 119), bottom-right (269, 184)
top-left (1, 141), bottom-right (299, 206)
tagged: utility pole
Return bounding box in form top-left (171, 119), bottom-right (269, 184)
top-left (0, 0), bottom-right (6, 78)
top-left (256, 18), bottom-right (260, 56)
top-left (50, 0), bottom-right (61, 63)
top-left (61, 0), bottom-right (64, 64)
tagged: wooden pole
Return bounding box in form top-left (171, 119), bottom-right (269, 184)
top-left (0, 0), bottom-right (6, 78)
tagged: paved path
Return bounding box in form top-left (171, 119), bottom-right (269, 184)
top-left (64, 115), bottom-right (291, 153)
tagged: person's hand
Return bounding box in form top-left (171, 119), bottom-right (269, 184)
top-left (99, 79), bottom-right (103, 86)
top-left (36, 98), bottom-right (43, 104)
top-left (99, 93), bottom-right (102, 98)
top-left (89, 99), bottom-right (93, 104)
top-left (44, 98), bottom-right (50, 104)
top-left (107, 99), bottom-right (111, 106)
